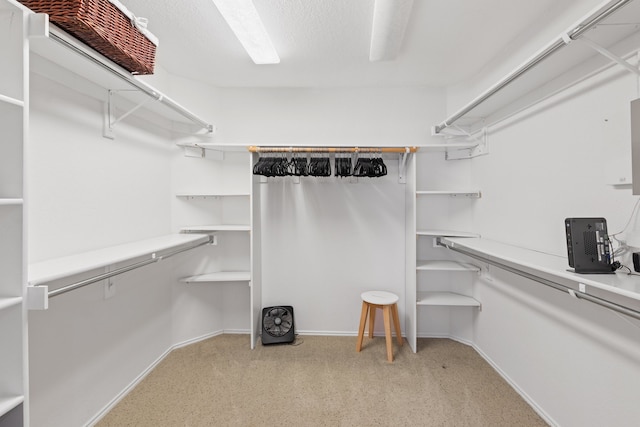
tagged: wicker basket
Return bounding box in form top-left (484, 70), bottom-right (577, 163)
top-left (20, 0), bottom-right (157, 74)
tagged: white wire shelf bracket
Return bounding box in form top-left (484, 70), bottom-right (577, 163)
top-left (30, 21), bottom-right (214, 136)
top-left (432, 0), bottom-right (637, 135)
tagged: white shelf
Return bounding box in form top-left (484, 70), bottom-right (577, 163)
top-left (415, 142), bottom-right (479, 151)
top-left (176, 193), bottom-right (250, 198)
top-left (181, 225), bottom-right (251, 233)
top-left (0, 297), bottom-right (22, 311)
top-left (416, 190), bottom-right (481, 197)
top-left (417, 230), bottom-right (480, 238)
top-left (29, 24), bottom-right (213, 132)
top-left (0, 198), bottom-right (22, 206)
top-left (29, 234), bottom-right (210, 286)
top-left (433, 0), bottom-right (640, 134)
top-left (0, 395), bottom-right (24, 419)
top-left (180, 271), bottom-right (251, 283)
top-left (417, 291), bottom-right (481, 307)
top-left (417, 260), bottom-right (480, 272)
top-left (0, 93), bottom-right (23, 108)
top-left (441, 237), bottom-right (640, 311)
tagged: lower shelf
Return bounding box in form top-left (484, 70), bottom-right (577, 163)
top-left (180, 271), bottom-right (251, 283)
top-left (0, 395), bottom-right (24, 419)
top-left (417, 291), bottom-right (480, 307)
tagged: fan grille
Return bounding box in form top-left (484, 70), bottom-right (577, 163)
top-left (263, 307), bottom-right (293, 337)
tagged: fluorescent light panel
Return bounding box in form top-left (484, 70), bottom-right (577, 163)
top-left (370, 0), bottom-right (414, 62)
top-left (212, 0), bottom-right (280, 64)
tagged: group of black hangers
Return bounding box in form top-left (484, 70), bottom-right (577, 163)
top-left (252, 156), bottom-right (330, 177)
top-left (253, 155), bottom-right (387, 178)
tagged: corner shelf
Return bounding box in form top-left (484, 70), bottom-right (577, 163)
top-left (0, 395), bottom-right (24, 419)
top-left (0, 297), bottom-right (22, 311)
top-left (180, 225), bottom-right (251, 233)
top-left (176, 193), bottom-right (250, 199)
top-left (417, 260), bottom-right (480, 272)
top-left (0, 199), bottom-right (23, 206)
top-left (417, 291), bottom-right (481, 307)
top-left (0, 93), bottom-right (23, 108)
top-left (417, 230), bottom-right (480, 238)
top-left (416, 190), bottom-right (481, 198)
top-left (180, 271), bottom-right (251, 283)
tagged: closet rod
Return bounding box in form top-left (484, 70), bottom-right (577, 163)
top-left (248, 146), bottom-right (418, 153)
top-left (441, 242), bottom-right (640, 322)
top-left (432, 0), bottom-right (633, 135)
top-left (46, 236), bottom-right (214, 298)
top-left (48, 27), bottom-right (214, 133)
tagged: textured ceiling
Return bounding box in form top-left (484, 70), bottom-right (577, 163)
top-left (121, 0), bottom-right (590, 88)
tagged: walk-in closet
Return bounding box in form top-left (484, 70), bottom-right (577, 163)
top-left (2, 0), bottom-right (640, 426)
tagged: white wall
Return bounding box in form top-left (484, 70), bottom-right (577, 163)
top-left (27, 73), bottom-right (178, 426)
top-left (182, 85), bottom-right (447, 336)
top-left (456, 46), bottom-right (640, 426)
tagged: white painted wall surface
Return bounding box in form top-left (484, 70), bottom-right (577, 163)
top-left (460, 51), bottom-right (640, 426)
top-left (27, 74), bottom-right (177, 426)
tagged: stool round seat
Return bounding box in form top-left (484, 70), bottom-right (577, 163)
top-left (361, 291), bottom-right (399, 305)
top-left (356, 290), bottom-right (403, 362)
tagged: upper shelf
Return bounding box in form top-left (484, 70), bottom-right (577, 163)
top-left (29, 234), bottom-right (210, 286)
top-left (433, 0), bottom-right (640, 135)
top-left (28, 21), bottom-right (214, 133)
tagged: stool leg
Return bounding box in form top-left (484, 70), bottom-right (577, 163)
top-left (391, 303), bottom-right (403, 346)
top-left (383, 305), bottom-right (393, 362)
top-left (368, 305), bottom-right (376, 338)
top-left (356, 301), bottom-right (369, 352)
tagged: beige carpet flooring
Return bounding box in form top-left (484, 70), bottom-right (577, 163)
top-left (96, 334), bottom-right (547, 427)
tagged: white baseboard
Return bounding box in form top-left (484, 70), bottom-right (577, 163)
top-left (470, 343), bottom-right (558, 427)
top-left (87, 330), bottom-right (227, 426)
top-left (173, 330), bottom-right (224, 350)
top-left (86, 330), bottom-right (555, 427)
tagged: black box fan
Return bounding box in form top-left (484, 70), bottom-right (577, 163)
top-left (261, 306), bottom-right (295, 345)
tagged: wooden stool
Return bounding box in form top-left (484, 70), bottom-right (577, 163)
top-left (356, 291), bottom-right (403, 362)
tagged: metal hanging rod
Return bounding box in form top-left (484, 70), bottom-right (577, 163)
top-left (432, 0), bottom-right (634, 135)
top-left (48, 27), bottom-right (214, 133)
top-left (441, 241), bottom-right (640, 322)
top-left (45, 236), bottom-right (214, 298)
top-left (248, 146), bottom-right (418, 153)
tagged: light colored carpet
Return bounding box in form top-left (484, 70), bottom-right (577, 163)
top-left (96, 335), bottom-right (547, 426)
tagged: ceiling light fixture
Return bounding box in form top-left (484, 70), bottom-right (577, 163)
top-left (212, 0), bottom-right (280, 64)
top-left (370, 0), bottom-right (414, 62)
